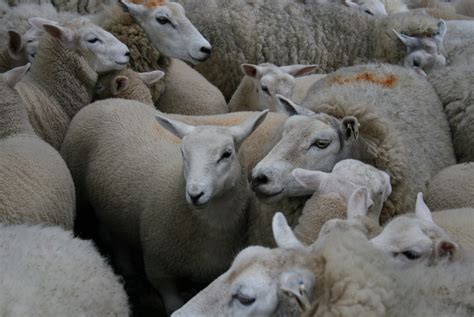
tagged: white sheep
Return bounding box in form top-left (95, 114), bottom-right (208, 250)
top-left (0, 64), bottom-right (75, 229)
top-left (228, 63), bottom-right (322, 112)
top-left (61, 100), bottom-right (272, 314)
top-left (0, 223), bottom-right (129, 316)
top-left (14, 17), bottom-right (129, 149)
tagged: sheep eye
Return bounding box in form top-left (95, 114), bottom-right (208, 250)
top-left (233, 293), bottom-right (256, 306)
top-left (402, 250), bottom-right (421, 260)
top-left (88, 38), bottom-right (101, 44)
top-left (364, 10), bottom-right (374, 15)
top-left (156, 17), bottom-right (170, 25)
top-left (218, 150), bottom-right (232, 163)
top-left (311, 140), bottom-right (330, 149)
top-left (261, 85), bottom-right (270, 95)
top-left (95, 85), bottom-right (104, 92)
top-left (27, 40), bottom-right (33, 43)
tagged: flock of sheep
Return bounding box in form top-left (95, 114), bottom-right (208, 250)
top-left (0, 0), bottom-right (473, 316)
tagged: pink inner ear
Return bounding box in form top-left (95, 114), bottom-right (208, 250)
top-left (438, 241), bottom-right (457, 257)
top-left (43, 24), bottom-right (62, 39)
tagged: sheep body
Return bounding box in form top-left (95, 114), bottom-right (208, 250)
top-left (0, 224), bottom-right (129, 316)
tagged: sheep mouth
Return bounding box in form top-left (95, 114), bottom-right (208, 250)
top-left (254, 188), bottom-right (284, 201)
top-left (188, 53), bottom-right (209, 63)
top-left (115, 61), bottom-right (129, 66)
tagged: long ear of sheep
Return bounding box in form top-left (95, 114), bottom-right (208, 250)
top-left (434, 20), bottom-right (447, 43)
top-left (341, 116), bottom-right (360, 141)
top-left (435, 239), bottom-right (458, 260)
top-left (276, 94), bottom-right (316, 117)
top-left (7, 31), bottom-right (23, 59)
top-left (229, 109), bottom-right (269, 149)
top-left (155, 115), bottom-right (196, 139)
top-left (112, 76), bottom-right (130, 95)
top-left (272, 212), bottom-right (304, 250)
top-left (241, 64), bottom-right (262, 78)
top-left (347, 187), bottom-right (372, 219)
top-left (279, 64), bottom-right (319, 78)
top-left (291, 168), bottom-right (328, 192)
top-left (280, 269), bottom-right (315, 313)
top-left (29, 18), bottom-right (74, 45)
top-left (3, 63), bottom-right (31, 87)
top-left (118, 0), bottom-right (148, 16)
top-left (344, 0), bottom-right (360, 8)
top-left (137, 70), bottom-right (165, 86)
top-left (415, 192), bottom-right (433, 223)
top-left (392, 29), bottom-right (419, 49)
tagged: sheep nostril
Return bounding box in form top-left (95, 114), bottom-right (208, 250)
top-left (188, 191), bottom-right (204, 204)
top-left (200, 46), bottom-right (211, 55)
top-left (413, 60), bottom-right (421, 67)
top-left (125, 51), bottom-right (130, 57)
top-left (252, 174), bottom-right (269, 188)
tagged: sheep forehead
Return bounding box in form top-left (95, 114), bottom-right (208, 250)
top-left (152, 2), bottom-right (185, 18)
top-left (283, 116), bottom-right (338, 142)
top-left (182, 127), bottom-right (234, 154)
top-left (377, 217), bottom-right (434, 251)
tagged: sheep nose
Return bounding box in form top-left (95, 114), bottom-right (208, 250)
top-left (125, 51), bottom-right (130, 57)
top-left (188, 191), bottom-right (204, 205)
top-left (251, 173), bottom-right (269, 190)
top-left (200, 46), bottom-right (211, 56)
top-left (413, 59), bottom-right (421, 67)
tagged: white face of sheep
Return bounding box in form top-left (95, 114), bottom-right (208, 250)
top-left (119, 0), bottom-right (211, 64)
top-left (240, 63), bottom-right (319, 112)
top-left (172, 213), bottom-right (316, 317)
top-left (344, 0), bottom-right (388, 16)
top-left (28, 17), bottom-right (130, 73)
top-left (251, 96), bottom-right (359, 203)
top-left (393, 20), bottom-right (447, 76)
top-left (371, 193), bottom-right (458, 266)
top-left (156, 111), bottom-right (268, 209)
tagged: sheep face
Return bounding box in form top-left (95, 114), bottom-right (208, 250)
top-left (156, 111), bottom-right (268, 209)
top-left (29, 17), bottom-right (130, 73)
top-left (23, 26), bottom-right (42, 62)
top-left (371, 193), bottom-right (458, 266)
top-left (251, 97), bottom-right (358, 203)
top-left (119, 0), bottom-right (211, 64)
top-left (241, 63), bottom-right (319, 112)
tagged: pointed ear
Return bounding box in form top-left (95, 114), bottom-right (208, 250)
top-left (435, 239), bottom-right (458, 260)
top-left (347, 187), bottom-right (371, 219)
top-left (279, 64), bottom-right (319, 78)
top-left (229, 110), bottom-right (269, 148)
top-left (339, 116), bottom-right (360, 141)
top-left (112, 76), bottom-right (129, 95)
top-left (272, 212), bottom-right (304, 250)
top-left (344, 0), bottom-right (360, 8)
top-left (276, 94), bottom-right (315, 116)
top-left (291, 168), bottom-right (329, 192)
top-left (241, 64), bottom-right (262, 78)
top-left (434, 20), bottom-right (446, 43)
top-left (155, 115), bottom-right (196, 139)
top-left (393, 29), bottom-right (419, 49)
top-left (29, 18), bottom-right (74, 45)
top-left (137, 70), bottom-right (165, 86)
top-left (3, 63), bottom-right (31, 87)
top-left (415, 192), bottom-right (433, 222)
top-left (280, 269), bottom-right (315, 313)
top-left (8, 31), bottom-right (23, 58)
top-left (118, 0), bottom-right (148, 16)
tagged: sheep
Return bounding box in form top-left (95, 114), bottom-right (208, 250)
top-left (0, 223), bottom-right (129, 316)
top-left (13, 17), bottom-right (129, 150)
top-left (173, 212), bottom-right (474, 317)
top-left (251, 64), bottom-right (455, 225)
top-left (228, 63), bottom-right (322, 112)
top-left (0, 64), bottom-right (75, 229)
top-left (60, 100), bottom-right (277, 314)
top-left (425, 163), bottom-right (474, 211)
top-left (178, 0), bottom-right (442, 99)
top-left (95, 1), bottom-right (228, 115)
top-left (94, 68), bottom-right (165, 105)
top-left (0, 30), bottom-right (28, 72)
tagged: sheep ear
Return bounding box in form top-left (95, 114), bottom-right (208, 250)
top-left (241, 64), bottom-right (262, 78)
top-left (3, 63), bottom-right (31, 87)
top-left (155, 115), bottom-right (196, 139)
top-left (7, 31), bottom-right (23, 58)
top-left (435, 240), bottom-right (458, 260)
top-left (118, 0), bottom-right (148, 16)
top-left (279, 64), bottom-right (319, 78)
top-left (280, 269), bottom-right (315, 312)
top-left (272, 212), bottom-right (304, 250)
top-left (344, 0), bottom-right (360, 8)
top-left (415, 192), bottom-right (433, 223)
top-left (29, 18), bottom-right (74, 45)
top-left (229, 110), bottom-right (269, 148)
top-left (434, 20), bottom-right (446, 43)
top-left (291, 168), bottom-right (328, 192)
top-left (276, 94), bottom-right (315, 116)
top-left (347, 187), bottom-right (372, 219)
top-left (340, 116), bottom-right (360, 141)
top-left (137, 70), bottom-right (165, 86)
top-left (112, 76), bottom-right (129, 95)
top-left (393, 29), bottom-right (419, 49)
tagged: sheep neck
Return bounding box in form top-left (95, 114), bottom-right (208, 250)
top-left (0, 84), bottom-right (34, 139)
top-left (29, 36), bottom-right (97, 121)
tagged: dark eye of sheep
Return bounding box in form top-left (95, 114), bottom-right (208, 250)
top-left (364, 10), bottom-right (374, 15)
top-left (88, 38), bottom-right (101, 44)
top-left (402, 250), bottom-right (421, 260)
top-left (233, 293), bottom-right (256, 306)
top-left (218, 150), bottom-right (232, 163)
top-left (261, 85), bottom-right (270, 95)
top-left (311, 140), bottom-right (331, 149)
top-left (156, 17), bottom-right (171, 25)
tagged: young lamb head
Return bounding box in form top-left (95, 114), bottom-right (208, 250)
top-left (292, 159), bottom-right (392, 220)
top-left (344, 0), bottom-right (388, 16)
top-left (28, 17), bottom-right (130, 73)
top-left (172, 212), bottom-right (317, 317)
top-left (393, 20), bottom-right (447, 76)
top-left (241, 63), bottom-right (319, 111)
top-left (119, 0), bottom-right (211, 64)
top-left (156, 110), bottom-right (269, 208)
top-left (251, 95), bottom-right (359, 203)
top-left (371, 193), bottom-right (459, 266)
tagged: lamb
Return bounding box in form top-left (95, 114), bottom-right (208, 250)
top-left (60, 101), bottom-right (275, 313)
top-left (0, 223), bottom-right (129, 316)
top-left (425, 163), bottom-right (474, 210)
top-left (13, 17), bottom-right (129, 149)
top-left (0, 64), bottom-right (75, 229)
top-left (173, 212), bottom-right (474, 317)
top-left (178, 0), bottom-right (442, 98)
top-left (228, 63), bottom-right (322, 112)
top-left (94, 68), bottom-right (165, 105)
top-left (95, 0), bottom-right (228, 115)
top-left (251, 64), bottom-right (455, 225)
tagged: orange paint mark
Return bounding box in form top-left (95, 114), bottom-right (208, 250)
top-left (154, 125), bottom-right (181, 144)
top-left (130, 0), bottom-right (167, 8)
top-left (329, 72), bottom-right (398, 88)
